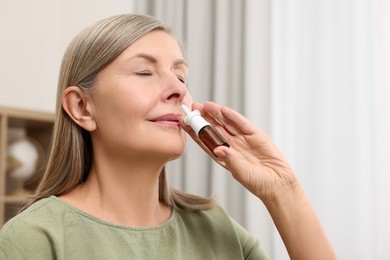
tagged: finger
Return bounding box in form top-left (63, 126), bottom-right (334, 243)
top-left (191, 102), bottom-right (204, 112)
top-left (186, 102), bottom-right (233, 138)
top-left (212, 144), bottom-right (238, 172)
top-left (203, 102), bottom-right (281, 157)
top-left (203, 102), bottom-right (258, 136)
top-left (198, 102), bottom-right (240, 136)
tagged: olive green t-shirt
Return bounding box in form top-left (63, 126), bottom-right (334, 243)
top-left (0, 196), bottom-right (268, 259)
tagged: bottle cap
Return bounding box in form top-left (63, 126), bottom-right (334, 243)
top-left (180, 104), bottom-right (210, 135)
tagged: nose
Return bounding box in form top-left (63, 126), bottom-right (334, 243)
top-left (164, 73), bottom-right (187, 102)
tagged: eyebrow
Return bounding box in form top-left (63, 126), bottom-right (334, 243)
top-left (126, 53), bottom-right (188, 68)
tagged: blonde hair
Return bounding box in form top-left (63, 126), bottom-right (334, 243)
top-left (21, 14), bottom-right (215, 211)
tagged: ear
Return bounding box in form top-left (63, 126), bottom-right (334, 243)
top-left (62, 86), bottom-right (97, 131)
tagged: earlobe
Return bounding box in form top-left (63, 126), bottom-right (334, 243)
top-left (62, 86), bottom-right (97, 131)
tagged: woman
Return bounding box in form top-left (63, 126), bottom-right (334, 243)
top-left (0, 14), bottom-right (336, 259)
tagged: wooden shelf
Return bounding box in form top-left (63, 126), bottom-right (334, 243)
top-left (0, 106), bottom-right (54, 226)
top-left (0, 195), bottom-right (28, 203)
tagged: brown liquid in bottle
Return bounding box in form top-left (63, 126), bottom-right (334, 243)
top-left (198, 125), bottom-right (230, 156)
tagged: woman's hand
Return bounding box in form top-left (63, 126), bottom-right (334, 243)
top-left (180, 101), bottom-right (337, 260)
top-left (180, 101), bottom-right (298, 202)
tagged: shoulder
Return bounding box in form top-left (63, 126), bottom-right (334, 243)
top-left (177, 204), bottom-right (246, 237)
top-left (0, 197), bottom-right (66, 259)
top-left (176, 205), bottom-right (268, 259)
top-left (1, 197), bottom-right (54, 232)
top-left (1, 196), bottom-right (65, 233)
top-left (176, 204), bottom-right (233, 230)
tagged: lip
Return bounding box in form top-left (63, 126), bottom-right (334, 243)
top-left (149, 113), bottom-right (182, 127)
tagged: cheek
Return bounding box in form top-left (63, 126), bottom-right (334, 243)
top-left (94, 87), bottom-right (153, 117)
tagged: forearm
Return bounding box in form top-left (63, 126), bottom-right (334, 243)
top-left (196, 102), bottom-right (336, 258)
top-left (264, 184), bottom-right (337, 260)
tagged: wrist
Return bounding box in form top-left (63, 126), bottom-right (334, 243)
top-left (261, 180), bottom-right (306, 213)
top-left (261, 182), bottom-right (337, 260)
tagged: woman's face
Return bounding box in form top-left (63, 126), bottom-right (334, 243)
top-left (88, 30), bottom-right (192, 162)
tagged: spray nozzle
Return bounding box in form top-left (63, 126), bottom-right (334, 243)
top-left (180, 104), bottom-right (210, 134)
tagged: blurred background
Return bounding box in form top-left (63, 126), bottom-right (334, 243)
top-left (0, 0), bottom-right (389, 259)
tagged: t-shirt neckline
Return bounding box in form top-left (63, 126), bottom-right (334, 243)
top-left (49, 195), bottom-right (177, 231)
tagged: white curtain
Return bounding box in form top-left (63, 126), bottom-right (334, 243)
top-left (271, 0), bottom-right (390, 259)
top-left (374, 1), bottom-right (390, 258)
top-left (134, 0), bottom-right (390, 259)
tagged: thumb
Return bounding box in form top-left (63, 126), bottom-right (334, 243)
top-left (213, 146), bottom-right (229, 158)
top-left (212, 145), bottom-right (236, 171)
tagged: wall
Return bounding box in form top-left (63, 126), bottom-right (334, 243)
top-left (0, 0), bottom-right (134, 112)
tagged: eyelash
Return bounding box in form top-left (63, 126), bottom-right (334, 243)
top-left (177, 77), bottom-right (186, 84)
top-left (136, 71), bottom-right (152, 76)
top-left (136, 71), bottom-right (186, 84)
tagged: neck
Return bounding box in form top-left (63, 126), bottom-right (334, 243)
top-left (60, 156), bottom-right (171, 227)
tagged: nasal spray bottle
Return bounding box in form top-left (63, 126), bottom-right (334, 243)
top-left (180, 104), bottom-right (230, 156)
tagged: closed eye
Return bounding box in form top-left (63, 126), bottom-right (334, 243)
top-left (136, 71), bottom-right (152, 76)
top-left (177, 77), bottom-right (186, 84)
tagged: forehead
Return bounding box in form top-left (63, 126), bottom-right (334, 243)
top-left (120, 30), bottom-right (184, 59)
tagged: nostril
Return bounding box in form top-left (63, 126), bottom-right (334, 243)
top-left (167, 93), bottom-right (181, 100)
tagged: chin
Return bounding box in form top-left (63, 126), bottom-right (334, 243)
top-left (172, 149), bottom-right (186, 160)
top-left (166, 144), bottom-right (186, 160)
top-left (163, 134), bottom-right (187, 157)
top-left (146, 140), bottom-right (185, 162)
top-left (145, 132), bottom-right (187, 161)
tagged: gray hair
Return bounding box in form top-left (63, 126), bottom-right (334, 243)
top-left (21, 14), bottom-right (215, 212)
